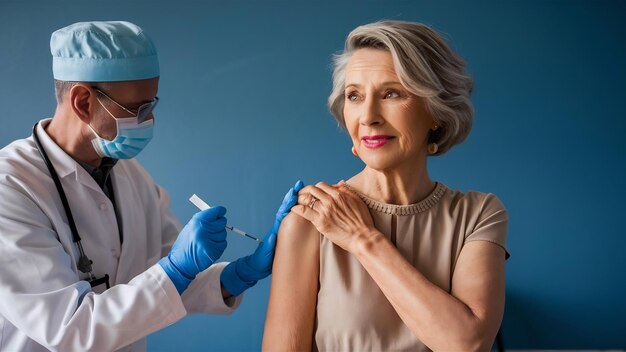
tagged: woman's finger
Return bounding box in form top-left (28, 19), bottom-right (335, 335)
top-left (301, 184), bottom-right (334, 206)
top-left (335, 183), bottom-right (359, 200)
top-left (298, 184), bottom-right (322, 195)
top-left (296, 192), bottom-right (310, 206)
top-left (299, 192), bottom-right (329, 213)
top-left (297, 185), bottom-right (328, 205)
top-left (315, 182), bottom-right (342, 200)
top-left (331, 181), bottom-right (356, 198)
top-left (290, 204), bottom-right (318, 223)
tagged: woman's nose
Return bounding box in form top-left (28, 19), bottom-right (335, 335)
top-left (360, 98), bottom-right (383, 126)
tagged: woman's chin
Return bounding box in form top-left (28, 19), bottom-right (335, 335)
top-left (361, 156), bottom-right (401, 172)
top-left (361, 152), bottom-right (423, 174)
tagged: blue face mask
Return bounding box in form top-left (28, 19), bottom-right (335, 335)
top-left (89, 117), bottom-right (154, 159)
top-left (90, 89), bottom-right (157, 159)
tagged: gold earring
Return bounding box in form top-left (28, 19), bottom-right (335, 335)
top-left (427, 143), bottom-right (438, 155)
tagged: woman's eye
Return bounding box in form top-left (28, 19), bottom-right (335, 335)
top-left (346, 92), bottom-right (359, 101)
top-left (385, 90), bottom-right (400, 99)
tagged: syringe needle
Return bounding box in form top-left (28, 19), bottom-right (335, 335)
top-left (226, 225), bottom-right (262, 243)
top-left (189, 194), bottom-right (262, 243)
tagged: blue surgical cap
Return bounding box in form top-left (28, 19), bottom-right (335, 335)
top-left (51, 21), bottom-right (159, 82)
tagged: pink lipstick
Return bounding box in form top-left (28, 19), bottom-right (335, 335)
top-left (361, 135), bottom-right (394, 149)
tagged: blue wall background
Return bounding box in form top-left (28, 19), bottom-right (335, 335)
top-left (1, 0), bottom-right (625, 349)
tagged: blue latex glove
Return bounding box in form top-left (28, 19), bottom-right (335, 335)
top-left (221, 180), bottom-right (304, 297)
top-left (159, 206), bottom-right (228, 294)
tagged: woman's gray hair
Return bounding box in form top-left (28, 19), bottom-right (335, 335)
top-left (328, 21), bottom-right (474, 155)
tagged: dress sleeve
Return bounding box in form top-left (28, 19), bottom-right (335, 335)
top-left (464, 193), bottom-right (510, 259)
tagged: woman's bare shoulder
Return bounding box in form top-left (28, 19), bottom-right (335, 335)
top-left (277, 212), bottom-right (319, 250)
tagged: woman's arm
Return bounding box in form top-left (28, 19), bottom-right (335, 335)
top-left (293, 182), bottom-right (506, 351)
top-left (356, 234), bottom-right (505, 351)
top-left (262, 212), bottom-right (320, 351)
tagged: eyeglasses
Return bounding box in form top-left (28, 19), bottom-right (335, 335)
top-left (93, 87), bottom-right (159, 123)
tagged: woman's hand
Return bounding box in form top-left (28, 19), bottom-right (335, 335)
top-left (291, 181), bottom-right (377, 253)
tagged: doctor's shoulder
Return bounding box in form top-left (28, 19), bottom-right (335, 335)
top-left (0, 137), bottom-right (57, 224)
top-left (0, 137), bottom-right (48, 189)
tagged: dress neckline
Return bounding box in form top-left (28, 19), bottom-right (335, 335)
top-left (346, 182), bottom-right (447, 216)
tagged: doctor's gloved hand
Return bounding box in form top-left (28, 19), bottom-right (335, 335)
top-left (159, 206), bottom-right (228, 294)
top-left (220, 180), bottom-right (304, 297)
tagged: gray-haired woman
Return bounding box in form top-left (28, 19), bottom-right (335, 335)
top-left (263, 20), bottom-right (509, 351)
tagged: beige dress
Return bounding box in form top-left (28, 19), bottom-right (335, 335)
top-left (314, 183), bottom-right (509, 352)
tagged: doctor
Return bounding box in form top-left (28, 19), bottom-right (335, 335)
top-left (0, 21), bottom-right (302, 351)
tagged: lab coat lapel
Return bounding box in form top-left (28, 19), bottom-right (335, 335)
top-left (73, 164), bottom-right (106, 194)
top-left (111, 167), bottom-right (145, 284)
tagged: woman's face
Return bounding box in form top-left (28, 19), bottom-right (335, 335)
top-left (343, 48), bottom-right (435, 172)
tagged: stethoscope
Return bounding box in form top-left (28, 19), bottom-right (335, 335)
top-left (32, 122), bottom-right (110, 289)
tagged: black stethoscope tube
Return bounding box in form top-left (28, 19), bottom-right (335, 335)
top-left (31, 122), bottom-right (109, 288)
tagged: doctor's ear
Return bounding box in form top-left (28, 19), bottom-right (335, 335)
top-left (68, 84), bottom-right (96, 124)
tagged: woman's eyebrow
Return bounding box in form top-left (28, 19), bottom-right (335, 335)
top-left (345, 83), bottom-right (362, 90)
top-left (345, 81), bottom-right (403, 89)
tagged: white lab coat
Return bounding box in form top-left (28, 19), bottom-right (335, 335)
top-left (0, 119), bottom-right (242, 352)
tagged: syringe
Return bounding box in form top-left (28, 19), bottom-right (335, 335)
top-left (189, 194), bottom-right (262, 243)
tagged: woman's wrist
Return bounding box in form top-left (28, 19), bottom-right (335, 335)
top-left (352, 227), bottom-right (386, 257)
